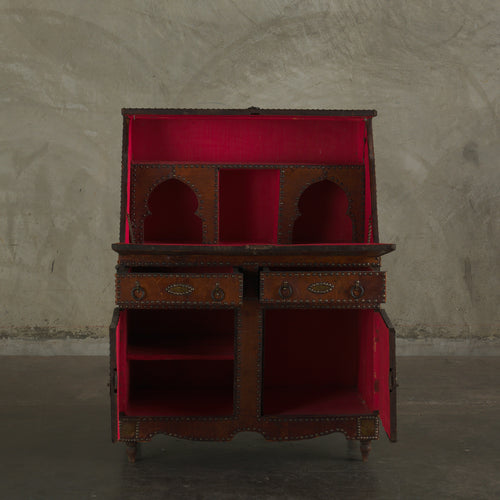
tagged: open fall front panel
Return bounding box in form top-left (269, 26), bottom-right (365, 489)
top-left (123, 114), bottom-right (375, 245)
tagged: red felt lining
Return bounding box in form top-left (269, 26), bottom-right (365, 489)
top-left (219, 169), bottom-right (280, 243)
top-left (130, 116), bottom-right (365, 164)
top-left (120, 310), bottom-right (235, 416)
top-left (358, 311), bottom-right (375, 411)
top-left (143, 178), bottom-right (203, 244)
top-left (125, 114), bottom-right (375, 244)
top-left (127, 360), bottom-right (233, 416)
top-left (292, 180), bottom-right (353, 243)
top-left (374, 311), bottom-right (392, 438)
top-left (262, 309), bottom-right (378, 416)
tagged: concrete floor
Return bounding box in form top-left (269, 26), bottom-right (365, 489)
top-left (0, 357), bottom-right (499, 499)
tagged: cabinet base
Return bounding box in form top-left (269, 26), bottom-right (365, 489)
top-left (119, 414), bottom-right (380, 462)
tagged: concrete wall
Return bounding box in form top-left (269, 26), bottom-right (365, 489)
top-left (1, 0), bottom-right (499, 354)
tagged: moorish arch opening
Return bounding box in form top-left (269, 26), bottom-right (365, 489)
top-left (143, 178), bottom-right (203, 244)
top-left (292, 179), bottom-right (353, 243)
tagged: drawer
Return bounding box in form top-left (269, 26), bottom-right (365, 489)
top-left (116, 272), bottom-right (243, 308)
top-left (259, 271), bottom-right (385, 307)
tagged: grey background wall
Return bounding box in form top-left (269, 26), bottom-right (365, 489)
top-left (1, 0), bottom-right (499, 355)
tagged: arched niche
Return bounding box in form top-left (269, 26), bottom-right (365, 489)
top-left (292, 179), bottom-right (353, 243)
top-left (143, 178), bottom-right (203, 244)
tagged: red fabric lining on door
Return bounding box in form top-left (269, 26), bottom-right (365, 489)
top-left (374, 311), bottom-right (392, 439)
top-left (117, 311), bottom-right (129, 418)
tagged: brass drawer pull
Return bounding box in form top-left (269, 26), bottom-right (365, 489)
top-left (131, 281), bottom-right (146, 301)
top-left (279, 280), bottom-right (293, 299)
top-left (350, 280), bottom-right (365, 299)
top-left (211, 283), bottom-right (225, 301)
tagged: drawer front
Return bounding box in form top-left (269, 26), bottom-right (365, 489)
top-left (260, 271), bottom-right (385, 307)
top-left (116, 273), bottom-right (243, 308)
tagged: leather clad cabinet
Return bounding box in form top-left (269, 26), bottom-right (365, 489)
top-left (110, 108), bottom-right (397, 463)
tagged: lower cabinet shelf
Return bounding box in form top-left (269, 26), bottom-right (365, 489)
top-left (262, 386), bottom-right (370, 416)
top-left (127, 387), bottom-right (234, 417)
top-left (126, 359), bottom-right (234, 417)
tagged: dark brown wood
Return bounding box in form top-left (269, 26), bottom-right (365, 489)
top-left (238, 297), bottom-right (261, 421)
top-left (360, 440), bottom-right (372, 462)
top-left (119, 116), bottom-right (130, 243)
top-left (381, 309), bottom-right (398, 442)
top-left (366, 118), bottom-right (379, 243)
top-left (126, 442), bottom-right (137, 463)
top-left (279, 166), bottom-right (366, 243)
top-left (118, 414), bottom-right (379, 443)
top-left (109, 308), bottom-right (120, 443)
top-left (129, 164), bottom-right (218, 243)
top-left (122, 108), bottom-right (377, 117)
top-left (259, 270), bottom-right (386, 307)
top-left (112, 243), bottom-right (395, 257)
top-left (115, 272), bottom-right (243, 308)
top-left (117, 252), bottom-right (382, 268)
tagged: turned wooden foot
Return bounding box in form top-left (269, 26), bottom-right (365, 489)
top-left (126, 442), bottom-right (137, 463)
top-left (360, 440), bottom-right (371, 462)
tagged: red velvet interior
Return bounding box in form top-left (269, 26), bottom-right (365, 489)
top-left (120, 309), bottom-right (235, 416)
top-left (363, 134), bottom-right (372, 241)
top-left (374, 311), bottom-right (392, 439)
top-left (143, 178), bottom-right (203, 244)
top-left (128, 360), bottom-right (233, 416)
top-left (117, 311), bottom-right (129, 418)
top-left (125, 114), bottom-right (375, 245)
top-left (292, 180), bottom-right (353, 243)
top-left (358, 311), bottom-right (375, 411)
top-left (219, 169), bottom-right (280, 243)
top-left (262, 309), bottom-right (376, 416)
top-left (130, 116), bottom-right (366, 164)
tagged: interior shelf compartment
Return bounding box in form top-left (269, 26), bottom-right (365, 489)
top-left (218, 168), bottom-right (280, 244)
top-left (127, 359), bottom-right (234, 416)
top-left (126, 309), bottom-right (235, 360)
top-left (143, 178), bottom-right (203, 244)
top-left (262, 309), bottom-right (376, 416)
top-left (292, 179), bottom-right (353, 244)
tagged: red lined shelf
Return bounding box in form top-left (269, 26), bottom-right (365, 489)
top-left (127, 387), bottom-right (234, 416)
top-left (127, 332), bottom-right (234, 360)
top-left (263, 387), bottom-right (370, 416)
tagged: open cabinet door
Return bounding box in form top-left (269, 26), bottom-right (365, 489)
top-left (109, 308), bottom-right (127, 443)
top-left (374, 309), bottom-right (397, 441)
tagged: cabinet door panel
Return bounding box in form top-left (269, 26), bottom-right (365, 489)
top-left (375, 309), bottom-right (397, 441)
top-left (109, 309), bottom-right (120, 443)
top-left (109, 309), bottom-right (130, 442)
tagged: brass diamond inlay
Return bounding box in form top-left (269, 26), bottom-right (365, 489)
top-left (165, 283), bottom-right (194, 296)
top-left (307, 282), bottom-right (335, 294)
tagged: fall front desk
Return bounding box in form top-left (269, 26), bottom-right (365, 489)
top-left (110, 108), bottom-right (396, 462)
